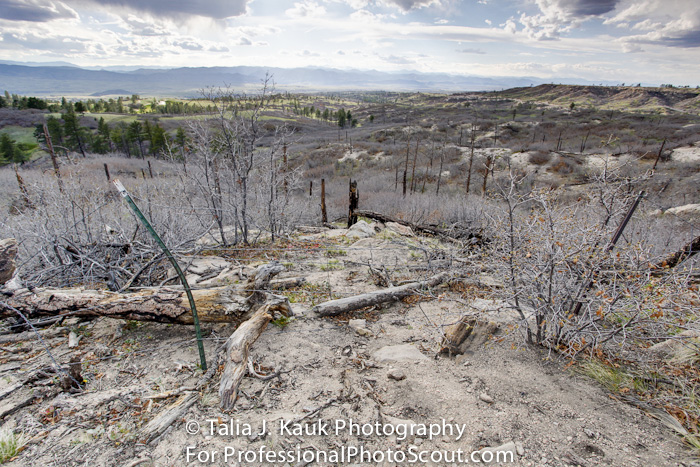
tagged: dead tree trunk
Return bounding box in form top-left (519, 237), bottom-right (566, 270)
top-left (1, 263), bottom-right (288, 327)
top-left (321, 178), bottom-right (328, 224)
top-left (347, 180), bottom-right (358, 228)
top-left (312, 272), bottom-right (450, 317)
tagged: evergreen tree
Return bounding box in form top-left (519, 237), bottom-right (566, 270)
top-left (62, 107), bottom-right (86, 157)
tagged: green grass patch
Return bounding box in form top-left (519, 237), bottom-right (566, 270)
top-left (0, 426), bottom-right (28, 463)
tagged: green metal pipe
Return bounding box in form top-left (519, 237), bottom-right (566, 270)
top-left (113, 179), bottom-right (207, 371)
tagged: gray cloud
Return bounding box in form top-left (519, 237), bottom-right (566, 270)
top-left (0, 0), bottom-right (77, 22)
top-left (174, 40), bottom-right (203, 51)
top-left (458, 47), bottom-right (486, 54)
top-left (74, 0), bottom-right (249, 20)
top-left (556, 0), bottom-right (618, 17)
top-left (381, 0), bottom-right (441, 12)
top-left (384, 54), bottom-right (413, 64)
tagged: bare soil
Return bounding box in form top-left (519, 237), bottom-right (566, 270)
top-left (1, 226), bottom-right (693, 467)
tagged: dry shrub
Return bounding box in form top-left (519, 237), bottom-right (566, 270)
top-left (528, 150), bottom-right (552, 165)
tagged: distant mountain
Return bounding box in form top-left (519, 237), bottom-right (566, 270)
top-left (0, 62), bottom-right (627, 96)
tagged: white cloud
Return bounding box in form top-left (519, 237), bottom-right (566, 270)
top-left (286, 1), bottom-right (327, 18)
top-left (605, 0), bottom-right (700, 48)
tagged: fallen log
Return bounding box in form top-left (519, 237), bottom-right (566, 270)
top-left (653, 235), bottom-right (700, 270)
top-left (219, 296), bottom-right (290, 410)
top-left (312, 272), bottom-right (451, 317)
top-left (354, 210), bottom-right (486, 244)
top-left (0, 263), bottom-right (286, 326)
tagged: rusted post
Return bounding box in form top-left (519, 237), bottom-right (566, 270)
top-left (43, 124), bottom-right (64, 194)
top-left (103, 163), bottom-right (111, 181)
top-left (652, 138), bottom-right (667, 172)
top-left (148, 160), bottom-right (154, 178)
top-left (466, 123), bottom-right (475, 195)
top-left (347, 179), bottom-right (358, 228)
top-left (572, 190), bottom-right (645, 315)
top-left (309, 180), bottom-right (313, 197)
top-left (321, 178), bottom-right (328, 223)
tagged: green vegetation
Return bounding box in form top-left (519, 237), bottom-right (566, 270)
top-left (0, 426), bottom-right (27, 463)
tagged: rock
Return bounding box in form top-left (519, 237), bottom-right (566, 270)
top-left (515, 441), bottom-right (525, 456)
top-left (373, 344), bottom-right (429, 362)
top-left (348, 319), bottom-right (373, 337)
top-left (665, 204), bottom-right (700, 217)
top-left (68, 331), bottom-right (81, 348)
top-left (477, 441), bottom-right (518, 464)
top-left (479, 393), bottom-right (494, 404)
top-left (386, 222), bottom-right (414, 237)
top-left (387, 369), bottom-right (406, 381)
top-left (382, 414), bottom-right (418, 441)
top-left (345, 220), bottom-right (377, 239)
top-left (647, 330), bottom-right (700, 359)
top-left (0, 238), bottom-right (18, 285)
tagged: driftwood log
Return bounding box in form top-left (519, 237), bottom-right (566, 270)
top-left (313, 272), bottom-right (450, 317)
top-left (1, 263), bottom-right (287, 327)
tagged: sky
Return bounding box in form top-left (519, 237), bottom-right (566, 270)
top-left (0, 0), bottom-right (699, 85)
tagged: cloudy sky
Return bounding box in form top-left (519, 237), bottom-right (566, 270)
top-left (0, 0), bottom-right (698, 85)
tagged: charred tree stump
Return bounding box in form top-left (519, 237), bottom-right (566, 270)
top-left (348, 180), bottom-right (358, 228)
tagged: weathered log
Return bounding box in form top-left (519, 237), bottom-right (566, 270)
top-left (1, 263), bottom-right (287, 326)
top-left (354, 210), bottom-right (486, 244)
top-left (0, 238), bottom-right (17, 286)
top-left (219, 297), bottom-right (291, 410)
top-left (270, 277), bottom-right (307, 290)
top-left (653, 235), bottom-right (700, 270)
top-left (312, 272), bottom-right (450, 317)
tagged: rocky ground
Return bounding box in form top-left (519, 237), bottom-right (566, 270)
top-left (0, 222), bottom-right (695, 467)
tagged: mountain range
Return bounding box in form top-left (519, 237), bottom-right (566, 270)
top-left (0, 61), bottom-right (634, 97)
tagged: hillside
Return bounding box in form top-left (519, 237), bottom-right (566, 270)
top-left (492, 84), bottom-right (700, 113)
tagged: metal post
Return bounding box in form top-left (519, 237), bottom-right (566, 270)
top-left (112, 179), bottom-right (207, 371)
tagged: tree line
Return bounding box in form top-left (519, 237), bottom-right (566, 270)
top-left (32, 105), bottom-right (187, 160)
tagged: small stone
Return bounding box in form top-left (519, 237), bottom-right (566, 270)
top-left (479, 393), bottom-right (494, 404)
top-left (584, 428), bottom-right (596, 439)
top-left (414, 437), bottom-right (423, 446)
top-left (387, 369), bottom-right (406, 381)
top-left (373, 344), bottom-right (429, 362)
top-left (68, 331), bottom-right (81, 348)
top-left (515, 442), bottom-right (525, 456)
top-left (566, 436), bottom-right (573, 442)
